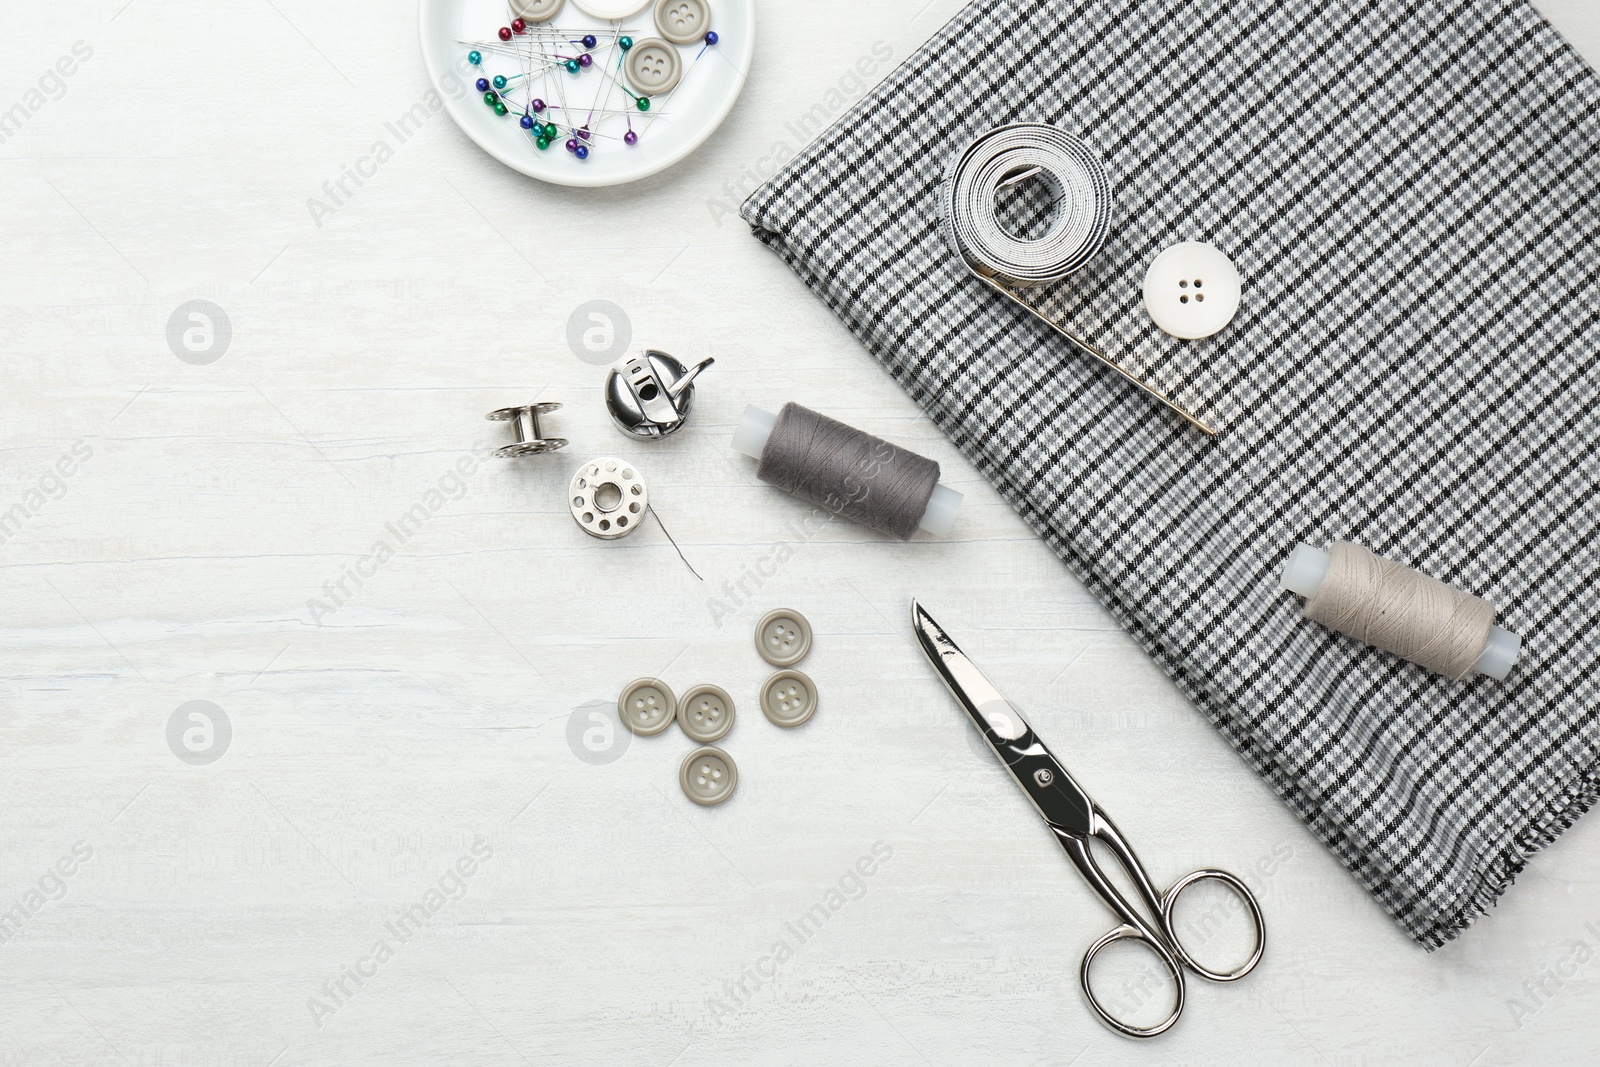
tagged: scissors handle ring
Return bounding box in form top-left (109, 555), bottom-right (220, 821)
top-left (1158, 868), bottom-right (1267, 983)
top-left (1079, 922), bottom-right (1186, 1039)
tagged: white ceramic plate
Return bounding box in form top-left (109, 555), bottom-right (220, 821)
top-left (418, 0), bottom-right (754, 187)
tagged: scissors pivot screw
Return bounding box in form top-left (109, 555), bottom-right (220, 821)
top-left (1034, 768), bottom-right (1055, 787)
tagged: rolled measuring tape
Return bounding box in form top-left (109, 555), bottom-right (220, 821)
top-left (940, 123), bottom-right (1113, 285)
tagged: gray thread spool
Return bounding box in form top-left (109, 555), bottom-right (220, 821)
top-left (731, 403), bottom-right (962, 540)
top-left (1281, 541), bottom-right (1522, 681)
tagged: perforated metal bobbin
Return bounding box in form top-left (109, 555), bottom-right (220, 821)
top-left (487, 402), bottom-right (567, 457)
top-left (570, 457), bottom-right (648, 539)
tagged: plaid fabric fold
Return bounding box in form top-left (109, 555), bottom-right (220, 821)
top-left (741, 0), bottom-right (1600, 947)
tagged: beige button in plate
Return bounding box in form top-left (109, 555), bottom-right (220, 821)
top-left (655, 0), bottom-right (712, 44)
top-left (624, 38), bottom-right (683, 97)
top-left (511, 0), bottom-right (565, 22)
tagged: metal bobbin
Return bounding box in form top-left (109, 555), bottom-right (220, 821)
top-left (486, 401), bottom-right (567, 457)
top-left (570, 457), bottom-right (648, 539)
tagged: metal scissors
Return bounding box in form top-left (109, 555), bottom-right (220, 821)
top-left (912, 601), bottom-right (1265, 1038)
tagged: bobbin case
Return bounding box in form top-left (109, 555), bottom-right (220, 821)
top-left (605, 350), bottom-right (714, 439)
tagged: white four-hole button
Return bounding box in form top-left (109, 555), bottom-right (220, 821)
top-left (1142, 241), bottom-right (1242, 340)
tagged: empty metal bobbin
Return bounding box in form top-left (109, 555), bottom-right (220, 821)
top-left (486, 401), bottom-right (567, 457)
top-left (605, 350), bottom-right (714, 440)
top-left (570, 457), bottom-right (648, 539)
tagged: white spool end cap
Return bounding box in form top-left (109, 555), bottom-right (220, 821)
top-left (1280, 543), bottom-right (1330, 597)
top-left (1475, 627), bottom-right (1521, 682)
top-left (730, 404), bottom-right (963, 536)
top-left (1279, 543), bottom-right (1522, 680)
top-left (919, 483), bottom-right (963, 537)
top-left (732, 405), bottom-right (777, 460)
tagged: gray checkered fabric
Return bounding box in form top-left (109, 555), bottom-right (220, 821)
top-left (741, 0), bottom-right (1600, 948)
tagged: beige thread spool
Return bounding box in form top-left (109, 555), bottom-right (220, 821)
top-left (1280, 541), bottom-right (1521, 681)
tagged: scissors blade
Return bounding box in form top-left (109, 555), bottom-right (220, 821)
top-left (911, 600), bottom-right (1095, 835)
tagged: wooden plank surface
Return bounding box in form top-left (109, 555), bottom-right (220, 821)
top-left (1, 1), bottom-right (1597, 1063)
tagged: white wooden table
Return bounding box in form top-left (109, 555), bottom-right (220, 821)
top-left (3, 1), bottom-right (1598, 1063)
